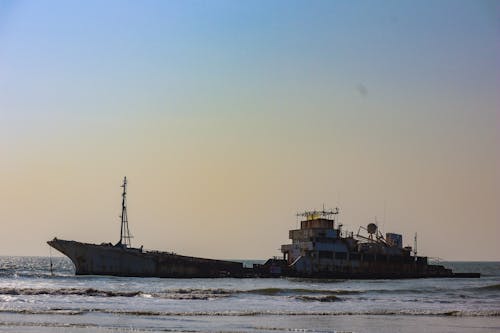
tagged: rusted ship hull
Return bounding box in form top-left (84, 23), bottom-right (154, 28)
top-left (253, 258), bottom-right (480, 279)
top-left (49, 238), bottom-right (479, 279)
top-left (48, 238), bottom-right (245, 278)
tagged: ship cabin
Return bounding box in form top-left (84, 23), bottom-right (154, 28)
top-left (281, 208), bottom-right (418, 275)
top-left (281, 208), bottom-right (355, 273)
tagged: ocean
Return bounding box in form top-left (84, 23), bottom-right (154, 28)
top-left (0, 257), bottom-right (499, 332)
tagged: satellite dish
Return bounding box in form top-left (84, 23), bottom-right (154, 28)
top-left (367, 223), bottom-right (378, 234)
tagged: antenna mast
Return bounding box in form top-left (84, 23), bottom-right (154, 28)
top-left (119, 177), bottom-right (132, 247)
top-left (296, 207), bottom-right (339, 222)
top-left (414, 232), bottom-right (418, 257)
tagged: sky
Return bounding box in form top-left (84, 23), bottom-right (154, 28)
top-left (0, 0), bottom-right (499, 260)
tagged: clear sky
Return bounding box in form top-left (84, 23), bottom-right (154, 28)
top-left (1, 0), bottom-right (499, 260)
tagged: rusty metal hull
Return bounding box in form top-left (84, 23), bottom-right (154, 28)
top-left (48, 238), bottom-right (245, 278)
top-left (48, 238), bottom-right (480, 279)
top-left (253, 258), bottom-right (480, 279)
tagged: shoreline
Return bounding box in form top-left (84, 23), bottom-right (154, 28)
top-left (1, 313), bottom-right (499, 333)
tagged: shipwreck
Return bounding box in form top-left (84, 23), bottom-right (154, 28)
top-left (48, 177), bottom-right (479, 279)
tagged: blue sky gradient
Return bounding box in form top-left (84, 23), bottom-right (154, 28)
top-left (0, 1), bottom-right (498, 259)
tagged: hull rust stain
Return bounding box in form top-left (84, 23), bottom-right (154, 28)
top-left (48, 238), bottom-right (246, 278)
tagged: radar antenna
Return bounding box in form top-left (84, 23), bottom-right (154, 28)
top-left (118, 177), bottom-right (133, 247)
top-left (296, 207), bottom-right (339, 221)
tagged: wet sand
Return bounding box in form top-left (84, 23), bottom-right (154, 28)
top-left (1, 314), bottom-right (499, 333)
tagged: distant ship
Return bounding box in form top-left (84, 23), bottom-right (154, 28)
top-left (48, 177), bottom-right (479, 279)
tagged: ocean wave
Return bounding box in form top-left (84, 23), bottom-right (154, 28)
top-left (364, 288), bottom-right (449, 295)
top-left (244, 288), bottom-right (360, 296)
top-left (293, 295), bottom-right (342, 302)
top-left (0, 287), bottom-right (228, 300)
top-left (0, 287), bottom-right (142, 297)
top-left (0, 308), bottom-right (498, 317)
top-left (0, 287), bottom-right (359, 299)
top-left (159, 287), bottom-right (359, 296)
top-left (167, 288), bottom-right (235, 295)
top-left (3, 285), bottom-right (494, 301)
top-left (151, 288), bottom-right (233, 300)
top-left (470, 283), bottom-right (500, 291)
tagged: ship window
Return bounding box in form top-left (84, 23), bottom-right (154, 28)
top-left (416, 256), bottom-right (428, 264)
top-left (319, 251), bottom-right (333, 259)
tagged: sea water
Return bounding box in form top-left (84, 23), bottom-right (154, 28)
top-left (0, 257), bottom-right (499, 332)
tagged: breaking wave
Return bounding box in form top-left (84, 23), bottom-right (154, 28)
top-left (244, 288), bottom-right (360, 296)
top-left (0, 287), bottom-right (142, 298)
top-left (471, 283), bottom-right (500, 291)
top-left (0, 287), bottom-right (359, 300)
top-left (0, 287), bottom-right (229, 300)
top-left (0, 308), bottom-right (498, 317)
top-left (365, 288), bottom-right (447, 295)
top-left (3, 285), bottom-right (497, 301)
top-left (294, 295), bottom-right (342, 302)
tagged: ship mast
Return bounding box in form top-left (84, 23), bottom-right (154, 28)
top-left (119, 176), bottom-right (132, 247)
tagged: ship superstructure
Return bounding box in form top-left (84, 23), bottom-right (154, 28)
top-left (279, 208), bottom-right (471, 278)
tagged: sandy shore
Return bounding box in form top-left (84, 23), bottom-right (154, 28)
top-left (1, 314), bottom-right (499, 333)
